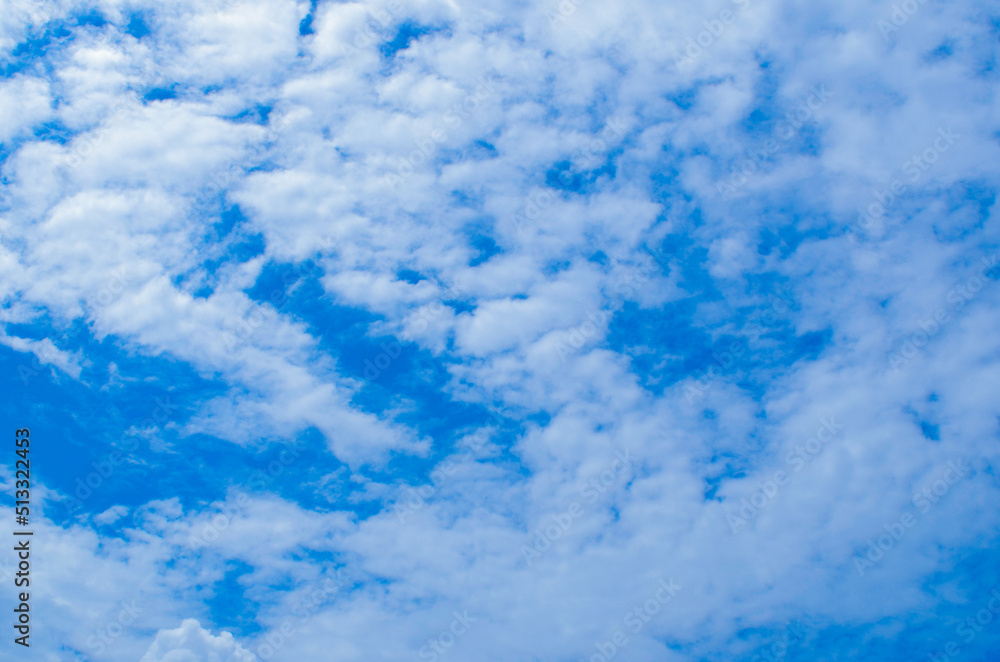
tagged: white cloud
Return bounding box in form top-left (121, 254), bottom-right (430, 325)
top-left (139, 619), bottom-right (255, 662)
top-left (0, 332), bottom-right (85, 379)
top-left (0, 76), bottom-right (53, 143)
top-left (2, 0), bottom-right (1000, 659)
top-left (94, 505), bottom-right (130, 525)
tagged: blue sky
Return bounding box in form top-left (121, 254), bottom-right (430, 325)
top-left (1, 0), bottom-right (999, 660)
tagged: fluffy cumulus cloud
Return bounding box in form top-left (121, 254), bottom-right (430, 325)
top-left (139, 619), bottom-right (256, 662)
top-left (1, 0), bottom-right (999, 660)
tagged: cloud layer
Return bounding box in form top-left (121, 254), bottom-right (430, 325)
top-left (1, 0), bottom-right (999, 660)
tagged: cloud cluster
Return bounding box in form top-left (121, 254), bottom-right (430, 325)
top-left (139, 619), bottom-right (256, 662)
top-left (1, 0), bottom-right (999, 660)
